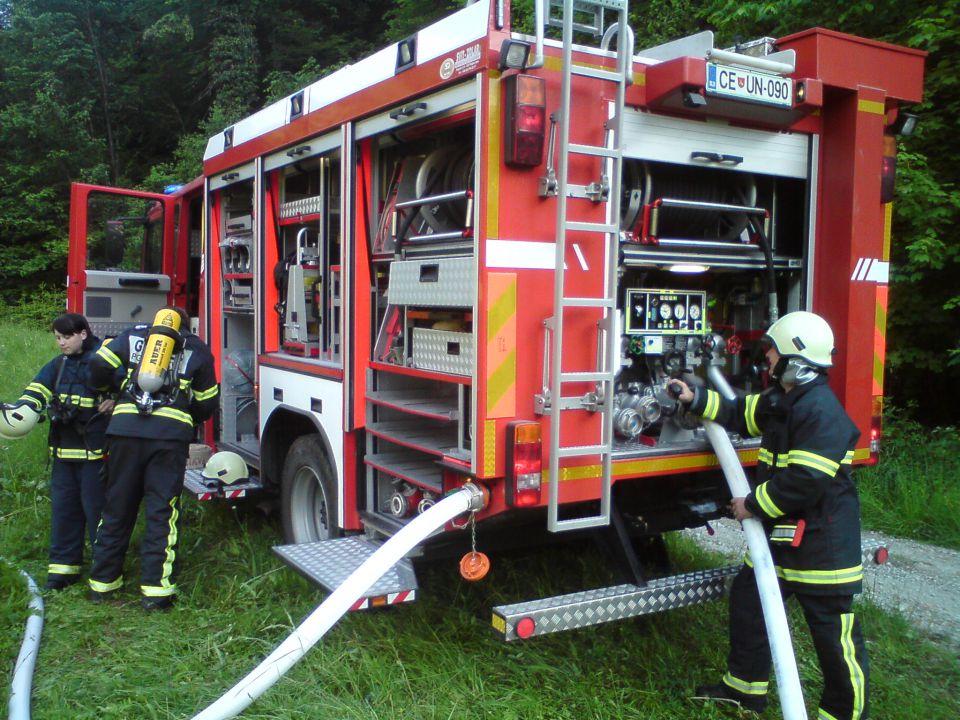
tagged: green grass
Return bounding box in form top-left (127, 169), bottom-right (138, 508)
top-left (2, 320), bottom-right (959, 719)
top-left (858, 410), bottom-right (960, 549)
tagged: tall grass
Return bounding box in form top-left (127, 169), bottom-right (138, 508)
top-left (1, 320), bottom-right (958, 719)
top-left (858, 408), bottom-right (960, 549)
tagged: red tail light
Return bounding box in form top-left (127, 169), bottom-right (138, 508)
top-left (880, 135), bottom-right (897, 204)
top-left (506, 421), bottom-right (542, 507)
top-left (503, 74), bottom-right (545, 167)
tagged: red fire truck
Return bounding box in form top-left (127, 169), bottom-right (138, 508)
top-left (67, 0), bottom-right (924, 639)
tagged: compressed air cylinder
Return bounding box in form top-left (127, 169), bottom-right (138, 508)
top-left (137, 309), bottom-right (182, 394)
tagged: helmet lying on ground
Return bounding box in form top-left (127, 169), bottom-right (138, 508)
top-left (202, 451), bottom-right (249, 485)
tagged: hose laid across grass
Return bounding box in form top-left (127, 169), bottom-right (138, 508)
top-left (7, 566), bottom-right (44, 720)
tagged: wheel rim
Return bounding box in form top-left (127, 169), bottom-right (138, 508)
top-left (288, 464), bottom-right (332, 542)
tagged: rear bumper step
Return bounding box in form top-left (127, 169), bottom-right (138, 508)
top-left (183, 468), bottom-right (262, 501)
top-left (273, 536), bottom-right (418, 610)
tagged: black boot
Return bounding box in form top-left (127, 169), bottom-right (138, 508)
top-left (693, 683), bottom-right (768, 714)
top-left (44, 574), bottom-right (81, 591)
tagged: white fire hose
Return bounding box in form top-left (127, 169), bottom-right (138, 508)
top-left (192, 483), bottom-right (486, 720)
top-left (704, 366), bottom-right (807, 720)
top-left (8, 566), bottom-right (44, 720)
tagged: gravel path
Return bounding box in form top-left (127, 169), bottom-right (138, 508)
top-left (682, 519), bottom-right (960, 652)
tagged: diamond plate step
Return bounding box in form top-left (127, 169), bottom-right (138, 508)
top-left (273, 536), bottom-right (419, 603)
top-left (183, 468), bottom-right (262, 501)
top-left (491, 565), bottom-right (740, 641)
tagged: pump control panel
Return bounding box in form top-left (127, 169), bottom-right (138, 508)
top-left (624, 289), bottom-right (707, 335)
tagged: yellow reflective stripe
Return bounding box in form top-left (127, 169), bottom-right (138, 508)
top-left (788, 449), bottom-right (840, 476)
top-left (193, 385), bottom-right (219, 401)
top-left (758, 448), bottom-right (775, 466)
top-left (89, 576), bottom-right (123, 593)
top-left (97, 344), bottom-right (122, 369)
top-left (26, 382), bottom-right (53, 401)
top-left (160, 496), bottom-right (179, 589)
top-left (113, 404), bottom-right (194, 426)
top-left (141, 584), bottom-right (177, 597)
top-left (841, 450), bottom-right (854, 465)
top-left (18, 395), bottom-right (44, 411)
top-left (779, 564), bottom-right (864, 585)
top-left (841, 613), bottom-right (867, 719)
top-left (818, 709), bottom-right (840, 720)
top-left (57, 394), bottom-right (97, 407)
top-left (722, 672), bottom-right (768, 695)
top-left (48, 564), bottom-right (81, 575)
top-left (55, 448), bottom-right (104, 460)
top-left (179, 378), bottom-right (190, 389)
top-left (702, 389), bottom-right (720, 421)
top-left (744, 394), bottom-right (761, 437)
top-left (754, 481), bottom-right (784, 518)
top-left (770, 524), bottom-right (797, 542)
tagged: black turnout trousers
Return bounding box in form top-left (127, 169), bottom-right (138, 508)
top-left (727, 566), bottom-right (870, 720)
top-left (89, 436), bottom-right (188, 597)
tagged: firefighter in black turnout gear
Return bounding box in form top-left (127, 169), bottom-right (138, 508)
top-left (674, 311), bottom-right (869, 720)
top-left (87, 307), bottom-right (218, 610)
top-left (3, 314), bottom-right (111, 590)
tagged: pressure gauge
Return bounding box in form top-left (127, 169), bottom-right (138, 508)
top-left (689, 304), bottom-right (701, 321)
top-left (659, 303), bottom-right (672, 320)
top-left (673, 303), bottom-right (685, 320)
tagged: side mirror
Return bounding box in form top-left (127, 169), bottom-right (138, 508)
top-left (104, 220), bottom-right (125, 266)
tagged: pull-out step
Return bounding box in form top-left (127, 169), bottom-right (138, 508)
top-left (183, 468), bottom-right (262, 501)
top-left (492, 565), bottom-right (739, 641)
top-left (274, 536), bottom-right (418, 610)
top-left (492, 540), bottom-right (891, 641)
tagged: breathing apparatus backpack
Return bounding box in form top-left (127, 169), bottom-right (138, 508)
top-left (128, 309), bottom-right (184, 415)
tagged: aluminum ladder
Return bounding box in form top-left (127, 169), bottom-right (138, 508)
top-left (538, 0), bottom-right (632, 532)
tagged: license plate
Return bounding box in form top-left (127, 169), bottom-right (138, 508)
top-left (706, 63), bottom-right (793, 108)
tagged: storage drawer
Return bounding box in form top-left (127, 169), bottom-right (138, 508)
top-left (388, 257), bottom-right (474, 307)
top-left (411, 328), bottom-right (473, 376)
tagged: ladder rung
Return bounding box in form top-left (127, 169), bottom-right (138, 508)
top-left (551, 515), bottom-right (611, 532)
top-left (568, 143), bottom-right (619, 158)
top-left (559, 371), bottom-right (613, 383)
top-left (557, 444), bottom-right (610, 458)
top-left (571, 65), bottom-right (624, 83)
top-left (561, 297), bottom-right (615, 308)
top-left (565, 221), bottom-right (619, 234)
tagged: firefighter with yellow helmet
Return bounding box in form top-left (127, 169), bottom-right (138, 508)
top-left (2, 313), bottom-right (112, 590)
top-left (673, 311), bottom-right (870, 719)
top-left (86, 307), bottom-right (218, 610)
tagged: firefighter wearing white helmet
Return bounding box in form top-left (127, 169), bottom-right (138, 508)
top-left (672, 311), bottom-right (870, 719)
top-left (202, 451), bottom-right (249, 486)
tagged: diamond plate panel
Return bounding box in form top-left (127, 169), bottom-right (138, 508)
top-left (411, 328), bottom-right (474, 375)
top-left (492, 565), bottom-right (740, 641)
top-left (273, 536), bottom-right (418, 597)
top-left (387, 257), bottom-right (475, 307)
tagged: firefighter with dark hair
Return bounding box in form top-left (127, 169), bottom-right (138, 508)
top-left (86, 307), bottom-right (218, 610)
top-left (1, 313), bottom-right (112, 590)
top-left (674, 311), bottom-right (870, 719)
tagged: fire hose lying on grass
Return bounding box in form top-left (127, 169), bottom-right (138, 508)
top-left (7, 565), bottom-right (44, 720)
top-left (191, 483), bottom-right (486, 720)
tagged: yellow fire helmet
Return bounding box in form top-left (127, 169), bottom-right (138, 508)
top-left (761, 311), bottom-right (835, 367)
top-left (201, 451), bottom-right (249, 485)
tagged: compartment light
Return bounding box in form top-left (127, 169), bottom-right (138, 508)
top-left (668, 264), bottom-right (709, 274)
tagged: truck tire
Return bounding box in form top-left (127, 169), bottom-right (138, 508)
top-left (281, 434), bottom-right (340, 544)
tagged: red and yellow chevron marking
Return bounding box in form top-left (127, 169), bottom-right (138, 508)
top-left (486, 273), bottom-right (517, 418)
top-left (874, 204), bottom-right (891, 396)
top-left (484, 419), bottom-right (497, 478)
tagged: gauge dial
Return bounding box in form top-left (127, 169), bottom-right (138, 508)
top-left (673, 303), bottom-right (686, 320)
top-left (688, 304), bottom-right (701, 320)
top-left (659, 303), bottom-right (672, 320)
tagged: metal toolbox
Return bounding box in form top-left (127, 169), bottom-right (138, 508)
top-left (410, 328), bottom-right (473, 375)
top-left (388, 257), bottom-right (474, 307)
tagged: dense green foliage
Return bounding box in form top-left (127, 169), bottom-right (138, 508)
top-left (1, 320), bottom-right (958, 717)
top-left (2, 0), bottom-right (958, 421)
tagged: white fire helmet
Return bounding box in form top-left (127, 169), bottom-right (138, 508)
top-left (202, 451), bottom-right (249, 486)
top-left (761, 311), bottom-right (835, 367)
top-left (0, 403), bottom-right (41, 440)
